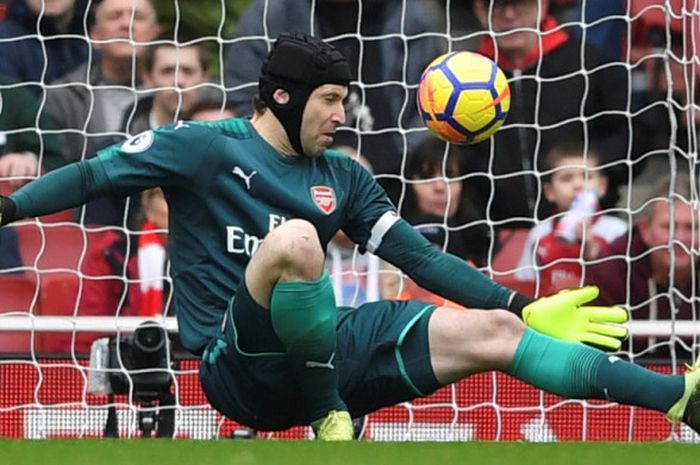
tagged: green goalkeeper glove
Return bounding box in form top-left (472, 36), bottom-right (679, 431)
top-left (522, 286), bottom-right (628, 351)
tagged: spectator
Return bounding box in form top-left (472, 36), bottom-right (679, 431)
top-left (74, 187), bottom-right (169, 353)
top-left (459, 0), bottom-right (629, 228)
top-left (44, 0), bottom-right (160, 226)
top-left (586, 173), bottom-right (697, 359)
top-left (123, 38), bottom-right (211, 135)
top-left (188, 86), bottom-right (236, 122)
top-left (401, 136), bottom-right (493, 267)
top-left (0, 0), bottom-right (90, 92)
top-left (574, 0), bottom-right (625, 61)
top-left (45, 0), bottom-right (161, 163)
top-left (515, 139), bottom-right (627, 294)
top-left (0, 227), bottom-right (22, 272)
top-left (0, 75), bottom-right (64, 188)
top-left (135, 187), bottom-right (169, 317)
top-left (0, 74), bottom-right (65, 273)
top-left (224, 0), bottom-right (444, 198)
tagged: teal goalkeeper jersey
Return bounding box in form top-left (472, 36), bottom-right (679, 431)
top-left (8, 117), bottom-right (513, 355)
top-left (95, 118), bottom-right (394, 353)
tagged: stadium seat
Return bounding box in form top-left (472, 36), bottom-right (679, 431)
top-left (628, 0), bottom-right (693, 95)
top-left (491, 229), bottom-right (537, 298)
top-left (0, 274), bottom-right (39, 353)
top-left (39, 209), bottom-right (74, 223)
top-left (492, 228), bottom-right (529, 274)
top-left (14, 225), bottom-right (114, 354)
top-left (494, 275), bottom-right (537, 299)
top-left (16, 223), bottom-right (109, 271)
top-left (629, 0), bottom-right (686, 35)
top-left (35, 274), bottom-right (83, 354)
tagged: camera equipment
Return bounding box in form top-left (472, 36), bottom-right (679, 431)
top-left (103, 321), bottom-right (176, 438)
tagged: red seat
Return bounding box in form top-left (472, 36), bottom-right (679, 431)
top-left (36, 274), bottom-right (83, 353)
top-left (0, 274), bottom-right (39, 353)
top-left (13, 225), bottom-right (115, 354)
top-left (629, 0), bottom-right (686, 34)
top-left (492, 228), bottom-right (529, 274)
top-left (16, 223), bottom-right (110, 271)
top-left (494, 275), bottom-right (537, 299)
top-left (627, 0), bottom-right (696, 95)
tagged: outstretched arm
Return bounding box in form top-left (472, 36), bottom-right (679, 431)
top-left (0, 158), bottom-right (114, 225)
top-left (371, 213), bottom-right (628, 350)
top-left (0, 123), bottom-right (219, 226)
top-left (371, 213), bottom-right (525, 312)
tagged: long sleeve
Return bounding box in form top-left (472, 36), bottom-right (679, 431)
top-left (9, 157), bottom-right (114, 220)
top-left (376, 218), bottom-right (513, 310)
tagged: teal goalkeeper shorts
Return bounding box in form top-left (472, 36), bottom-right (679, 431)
top-left (199, 281), bottom-right (441, 431)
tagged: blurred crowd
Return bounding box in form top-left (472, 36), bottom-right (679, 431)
top-left (0, 0), bottom-right (698, 361)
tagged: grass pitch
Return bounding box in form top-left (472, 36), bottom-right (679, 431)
top-left (2, 440), bottom-right (697, 465)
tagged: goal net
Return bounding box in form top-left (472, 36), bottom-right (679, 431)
top-left (0, 0), bottom-right (699, 441)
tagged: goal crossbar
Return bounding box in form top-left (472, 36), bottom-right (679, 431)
top-left (0, 316), bottom-right (696, 337)
top-left (0, 316), bottom-right (178, 333)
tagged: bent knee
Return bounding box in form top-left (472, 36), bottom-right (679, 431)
top-left (482, 309), bottom-right (526, 342)
top-left (263, 219), bottom-right (325, 276)
top-left (266, 220), bottom-right (322, 258)
top-left (268, 218), bottom-right (319, 241)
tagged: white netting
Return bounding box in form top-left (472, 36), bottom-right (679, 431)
top-left (0, 0), bottom-right (699, 441)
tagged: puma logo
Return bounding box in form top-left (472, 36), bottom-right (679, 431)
top-left (232, 166), bottom-right (257, 190)
top-left (174, 120), bottom-right (190, 130)
top-left (305, 352), bottom-right (336, 370)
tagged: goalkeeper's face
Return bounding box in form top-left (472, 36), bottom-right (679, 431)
top-left (299, 84), bottom-right (348, 158)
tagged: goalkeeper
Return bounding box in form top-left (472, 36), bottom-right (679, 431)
top-left (1, 33), bottom-right (698, 441)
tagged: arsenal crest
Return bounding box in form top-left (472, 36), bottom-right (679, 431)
top-left (310, 186), bottom-right (336, 215)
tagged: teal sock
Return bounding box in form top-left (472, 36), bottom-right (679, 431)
top-left (508, 328), bottom-right (684, 413)
top-left (270, 271), bottom-right (346, 421)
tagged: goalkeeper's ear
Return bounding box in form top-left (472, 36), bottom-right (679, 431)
top-left (508, 292), bottom-right (535, 318)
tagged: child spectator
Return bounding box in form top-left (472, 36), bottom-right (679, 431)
top-left (516, 140), bottom-right (627, 294)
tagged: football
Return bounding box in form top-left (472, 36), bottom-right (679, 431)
top-left (417, 51), bottom-right (510, 145)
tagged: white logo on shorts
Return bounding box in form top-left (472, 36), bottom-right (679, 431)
top-left (305, 352), bottom-right (336, 370)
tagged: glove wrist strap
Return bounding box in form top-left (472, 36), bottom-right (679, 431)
top-left (508, 292), bottom-right (535, 318)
